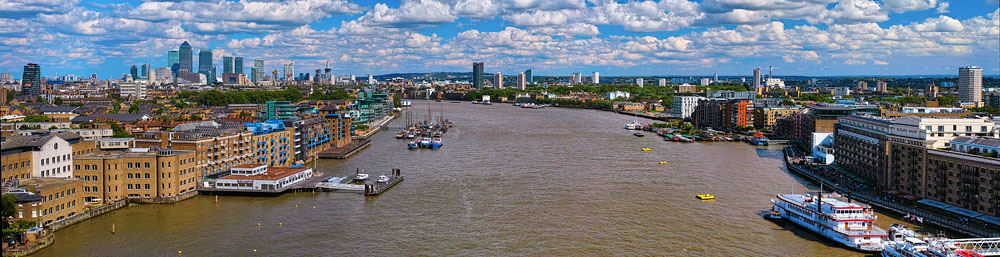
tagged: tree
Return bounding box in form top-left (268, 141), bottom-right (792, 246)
top-left (2, 193), bottom-right (16, 219)
top-left (53, 97), bottom-right (63, 105)
top-left (109, 123), bottom-right (133, 138)
top-left (936, 95), bottom-right (957, 106)
top-left (23, 115), bottom-right (48, 122)
top-left (35, 96), bottom-right (46, 103)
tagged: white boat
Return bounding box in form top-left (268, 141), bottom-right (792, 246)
top-left (881, 224), bottom-right (932, 257)
top-left (624, 119), bottom-right (642, 130)
top-left (354, 173), bottom-right (369, 181)
top-left (377, 175), bottom-right (390, 183)
top-left (770, 193), bottom-right (887, 252)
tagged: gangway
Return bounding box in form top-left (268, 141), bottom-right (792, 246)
top-left (934, 238), bottom-right (1000, 256)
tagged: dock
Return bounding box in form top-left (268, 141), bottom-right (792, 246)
top-left (198, 172), bottom-right (337, 196)
top-left (317, 139), bottom-right (371, 159)
top-left (315, 169), bottom-right (404, 196)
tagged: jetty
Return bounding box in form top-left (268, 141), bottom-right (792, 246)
top-left (316, 169), bottom-right (404, 196)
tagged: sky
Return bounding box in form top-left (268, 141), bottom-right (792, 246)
top-left (1, 0), bottom-right (998, 79)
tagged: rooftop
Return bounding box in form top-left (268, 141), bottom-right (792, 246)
top-left (220, 167), bottom-right (310, 181)
top-left (20, 177), bottom-right (81, 192)
top-left (951, 136), bottom-right (1000, 147)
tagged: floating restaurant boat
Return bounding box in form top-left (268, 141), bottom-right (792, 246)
top-left (770, 193), bottom-right (887, 252)
top-left (696, 194), bottom-right (715, 200)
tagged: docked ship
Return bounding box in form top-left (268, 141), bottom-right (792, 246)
top-left (770, 193), bottom-right (887, 252)
top-left (624, 119), bottom-right (642, 130)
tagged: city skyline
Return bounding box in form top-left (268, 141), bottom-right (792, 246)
top-left (1, 0), bottom-right (999, 79)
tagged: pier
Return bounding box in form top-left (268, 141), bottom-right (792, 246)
top-left (198, 172), bottom-right (337, 196)
top-left (315, 169), bottom-right (404, 196)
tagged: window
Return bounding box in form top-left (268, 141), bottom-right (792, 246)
top-left (144, 163), bottom-right (150, 168)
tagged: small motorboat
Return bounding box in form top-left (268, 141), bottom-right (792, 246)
top-left (396, 131), bottom-right (405, 139)
top-left (377, 175), bottom-right (390, 183)
top-left (408, 141), bottom-right (418, 149)
top-left (431, 137), bottom-right (442, 149)
top-left (420, 137), bottom-right (432, 148)
top-left (696, 194), bottom-right (715, 200)
top-left (658, 161), bottom-right (668, 165)
top-left (633, 132), bottom-right (644, 137)
top-left (641, 148), bottom-right (652, 152)
top-left (354, 173), bottom-right (370, 181)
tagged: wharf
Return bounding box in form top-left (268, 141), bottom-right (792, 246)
top-left (317, 140), bottom-right (371, 159)
top-left (782, 147), bottom-right (1000, 238)
top-left (353, 112), bottom-right (399, 140)
top-left (197, 172), bottom-right (337, 196)
top-left (316, 169), bottom-right (404, 196)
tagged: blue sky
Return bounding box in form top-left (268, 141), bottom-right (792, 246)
top-left (1, 0), bottom-right (998, 79)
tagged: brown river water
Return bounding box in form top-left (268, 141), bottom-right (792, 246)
top-left (34, 100), bottom-right (930, 257)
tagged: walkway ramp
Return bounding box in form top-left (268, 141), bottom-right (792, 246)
top-left (316, 182), bottom-right (365, 191)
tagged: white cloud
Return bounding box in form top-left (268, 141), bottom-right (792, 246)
top-left (873, 60), bottom-right (888, 65)
top-left (365, 0), bottom-right (457, 27)
top-left (881, 0), bottom-right (937, 12)
top-left (911, 15), bottom-right (964, 32)
top-left (826, 0), bottom-right (889, 24)
top-left (936, 2), bottom-right (949, 13)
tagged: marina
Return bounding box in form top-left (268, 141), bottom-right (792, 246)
top-left (26, 101), bottom-right (982, 257)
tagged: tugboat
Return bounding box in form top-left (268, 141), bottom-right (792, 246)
top-left (770, 193), bottom-right (887, 252)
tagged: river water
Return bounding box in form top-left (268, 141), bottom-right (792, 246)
top-left (35, 100), bottom-right (925, 257)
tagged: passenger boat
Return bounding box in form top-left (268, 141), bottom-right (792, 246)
top-left (420, 137), bottom-right (432, 148)
top-left (624, 119), bottom-right (642, 130)
top-left (633, 132), bottom-right (644, 137)
top-left (751, 133), bottom-right (769, 146)
top-left (696, 194), bottom-right (715, 200)
top-left (408, 141), bottom-right (419, 149)
top-left (431, 137), bottom-right (442, 149)
top-left (770, 193), bottom-right (887, 252)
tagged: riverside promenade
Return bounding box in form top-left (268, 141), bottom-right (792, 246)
top-left (783, 146), bottom-right (1000, 238)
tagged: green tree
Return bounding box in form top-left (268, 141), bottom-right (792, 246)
top-left (2, 193), bottom-right (16, 218)
top-left (936, 95), bottom-right (958, 106)
top-left (35, 96), bottom-right (46, 103)
top-left (109, 123), bottom-right (133, 138)
top-left (53, 97), bottom-right (63, 105)
top-left (23, 115), bottom-right (48, 122)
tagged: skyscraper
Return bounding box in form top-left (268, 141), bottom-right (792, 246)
top-left (141, 64), bottom-right (150, 79)
top-left (198, 49), bottom-right (212, 80)
top-left (473, 62), bottom-right (484, 89)
top-left (168, 48), bottom-right (179, 75)
top-left (753, 67), bottom-right (761, 91)
top-left (179, 41), bottom-right (193, 72)
top-left (130, 65), bottom-right (139, 81)
top-left (958, 66), bottom-right (983, 105)
top-left (368, 74), bottom-right (374, 85)
top-left (210, 65), bottom-right (217, 84)
top-left (517, 72), bottom-right (526, 90)
top-left (636, 78), bottom-right (644, 88)
top-left (524, 69), bottom-right (533, 84)
top-left (495, 72), bottom-right (503, 89)
top-left (592, 72), bottom-right (600, 84)
top-left (252, 59), bottom-right (264, 84)
top-left (223, 56), bottom-right (234, 74)
top-left (22, 63), bottom-right (41, 96)
top-left (234, 57), bottom-right (244, 74)
top-left (283, 61), bottom-right (294, 81)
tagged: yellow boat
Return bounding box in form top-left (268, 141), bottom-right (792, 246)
top-left (641, 148), bottom-right (652, 151)
top-left (696, 194), bottom-right (715, 200)
top-left (658, 161), bottom-right (668, 165)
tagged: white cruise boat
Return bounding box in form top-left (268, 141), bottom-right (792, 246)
top-left (771, 193), bottom-right (887, 252)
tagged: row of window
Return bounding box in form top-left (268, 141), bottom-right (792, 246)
top-left (39, 200), bottom-right (77, 217)
top-left (43, 187), bottom-right (77, 203)
top-left (40, 154), bottom-right (71, 166)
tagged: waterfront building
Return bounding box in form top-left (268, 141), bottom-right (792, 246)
top-left (926, 145), bottom-right (999, 217)
top-left (72, 148), bottom-right (197, 203)
top-left (753, 106), bottom-right (803, 130)
top-left (692, 98), bottom-right (727, 130)
top-left (134, 120), bottom-right (254, 177)
top-left (215, 164), bottom-right (313, 191)
top-left (246, 120), bottom-right (295, 167)
top-left (773, 112), bottom-right (815, 143)
top-left (318, 106), bottom-right (353, 147)
top-left (807, 103), bottom-right (881, 135)
top-left (473, 62), bottom-right (484, 89)
top-left (0, 132), bottom-right (83, 181)
top-left (958, 66), bottom-right (982, 105)
top-left (9, 178), bottom-right (84, 226)
top-left (22, 63), bottom-right (41, 96)
top-left (812, 133), bottom-right (835, 164)
top-left (348, 91), bottom-right (393, 125)
top-left (890, 116), bottom-right (997, 148)
top-left (833, 115), bottom-right (894, 186)
top-left (287, 117), bottom-right (334, 161)
top-left (672, 96), bottom-right (703, 119)
top-left (726, 99), bottom-right (754, 129)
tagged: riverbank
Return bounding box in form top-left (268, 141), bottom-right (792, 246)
top-left (782, 146), bottom-right (1000, 238)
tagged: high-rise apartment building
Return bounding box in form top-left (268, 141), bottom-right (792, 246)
top-left (958, 66), bottom-right (982, 105)
top-left (473, 62), bottom-right (484, 89)
top-left (222, 56), bottom-right (234, 74)
top-left (252, 59), bottom-right (264, 84)
top-left (517, 72), bottom-right (526, 90)
top-left (22, 63), bottom-right (41, 96)
top-left (178, 41), bottom-right (192, 72)
top-left (753, 67), bottom-right (762, 92)
top-left (495, 72), bottom-right (503, 89)
top-left (283, 61), bottom-right (294, 81)
top-left (198, 49), bottom-right (212, 80)
top-left (592, 72), bottom-right (600, 84)
top-left (234, 57), bottom-right (244, 74)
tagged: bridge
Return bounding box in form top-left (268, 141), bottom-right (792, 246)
top-left (315, 182), bottom-right (364, 191)
top-left (936, 238), bottom-right (1000, 256)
